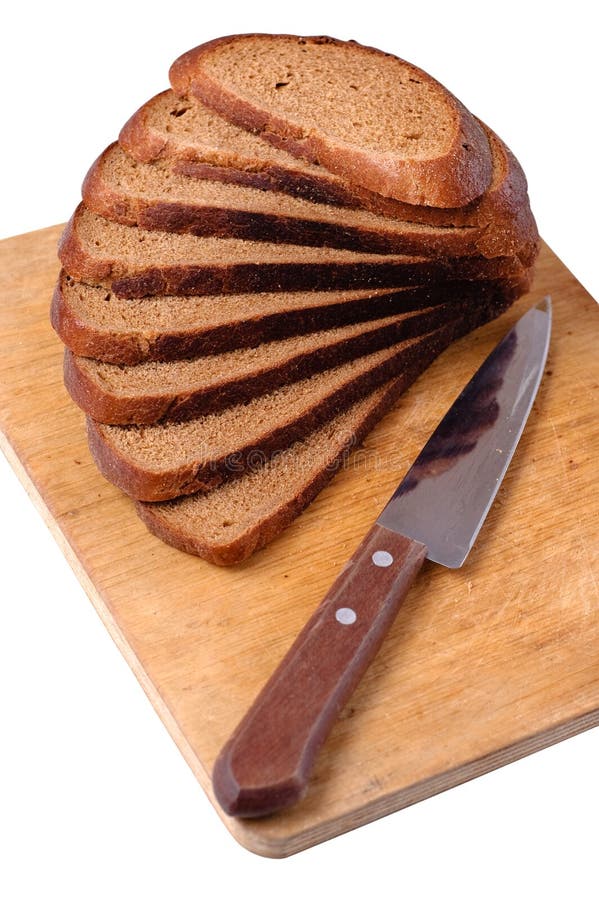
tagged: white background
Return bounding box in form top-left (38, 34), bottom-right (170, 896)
top-left (1, 2), bottom-right (597, 898)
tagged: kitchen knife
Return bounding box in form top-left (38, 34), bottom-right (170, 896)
top-left (213, 297), bottom-right (552, 818)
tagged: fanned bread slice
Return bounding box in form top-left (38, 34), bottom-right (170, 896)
top-left (119, 89), bottom-right (391, 207)
top-left (64, 303), bottom-right (473, 425)
top-left (169, 34), bottom-right (493, 208)
top-left (121, 90), bottom-right (537, 242)
top-left (133, 295), bottom-right (503, 562)
top-left (86, 328), bottom-right (444, 501)
top-left (168, 126), bottom-right (538, 262)
top-left (52, 272), bottom-right (526, 364)
top-left (58, 206), bottom-right (527, 299)
top-left (135, 375), bottom-right (415, 564)
top-left (82, 143), bottom-right (535, 261)
top-left (86, 297), bottom-right (509, 504)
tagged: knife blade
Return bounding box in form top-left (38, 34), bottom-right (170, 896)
top-left (212, 297), bottom-right (552, 818)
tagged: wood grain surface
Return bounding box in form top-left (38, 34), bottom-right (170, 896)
top-left (1, 225), bottom-right (598, 857)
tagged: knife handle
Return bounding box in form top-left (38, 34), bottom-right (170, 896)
top-left (212, 524), bottom-right (427, 818)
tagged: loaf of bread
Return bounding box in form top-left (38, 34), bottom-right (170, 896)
top-left (52, 33), bottom-right (539, 564)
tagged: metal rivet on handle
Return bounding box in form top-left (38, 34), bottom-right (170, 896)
top-left (372, 550), bottom-right (393, 567)
top-left (335, 607), bottom-right (357, 625)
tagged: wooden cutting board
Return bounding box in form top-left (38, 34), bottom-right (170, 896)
top-left (1, 225), bottom-right (598, 857)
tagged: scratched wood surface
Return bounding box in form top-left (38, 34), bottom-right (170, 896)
top-left (1, 225), bottom-right (597, 857)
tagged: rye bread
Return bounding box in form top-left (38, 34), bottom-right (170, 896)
top-left (58, 206), bottom-right (528, 299)
top-left (121, 89), bottom-right (537, 243)
top-left (81, 143), bottom-right (536, 262)
top-left (133, 295), bottom-right (505, 561)
top-left (135, 374), bottom-right (416, 564)
top-left (51, 272), bottom-right (527, 365)
top-left (119, 88), bottom-right (400, 208)
top-left (172, 124), bottom-right (538, 262)
top-left (86, 328), bottom-right (444, 501)
top-left (169, 34), bottom-right (493, 208)
top-left (64, 302), bottom-right (478, 425)
top-left (85, 296), bottom-right (509, 503)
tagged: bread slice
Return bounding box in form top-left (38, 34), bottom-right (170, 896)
top-left (51, 272), bottom-right (526, 365)
top-left (119, 88), bottom-right (395, 207)
top-left (58, 206), bottom-right (527, 299)
top-left (121, 90), bottom-right (537, 242)
top-left (133, 297), bottom-right (503, 562)
top-left (169, 34), bottom-right (494, 208)
top-left (135, 376), bottom-right (416, 564)
top-left (85, 328), bottom-right (441, 500)
top-left (64, 302), bottom-right (475, 424)
top-left (85, 295), bottom-right (509, 503)
top-left (82, 143), bottom-right (534, 261)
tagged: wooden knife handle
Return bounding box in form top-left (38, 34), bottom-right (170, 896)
top-left (212, 524), bottom-right (427, 818)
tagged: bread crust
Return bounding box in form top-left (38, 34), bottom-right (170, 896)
top-left (110, 255), bottom-right (525, 299)
top-left (169, 34), bottom-right (493, 208)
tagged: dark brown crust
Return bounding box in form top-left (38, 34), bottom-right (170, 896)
top-left (82, 143), bottom-right (536, 262)
top-left (57, 211), bottom-right (113, 283)
top-left (119, 97), bottom-right (171, 164)
top-left (110, 254), bottom-right (525, 299)
top-left (169, 35), bottom-right (493, 208)
top-left (134, 296), bottom-right (509, 563)
top-left (171, 159), bottom-right (365, 209)
top-left (50, 275), bottom-right (148, 364)
top-left (51, 271), bottom-right (527, 364)
top-left (63, 299), bottom-right (489, 425)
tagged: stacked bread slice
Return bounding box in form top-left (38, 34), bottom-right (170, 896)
top-left (52, 33), bottom-right (539, 565)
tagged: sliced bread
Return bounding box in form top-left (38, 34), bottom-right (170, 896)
top-left (119, 88), bottom-right (396, 208)
top-left (134, 293), bottom-right (504, 561)
top-left (169, 34), bottom-right (493, 208)
top-left (64, 302), bottom-right (473, 424)
top-left (135, 374), bottom-right (417, 564)
top-left (174, 125), bottom-right (537, 262)
top-left (51, 273), bottom-right (525, 365)
top-left (81, 143), bottom-right (535, 261)
top-left (58, 206), bottom-right (527, 299)
top-left (86, 327), bottom-right (446, 501)
top-left (121, 90), bottom-right (537, 244)
top-left (86, 296), bottom-right (508, 503)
